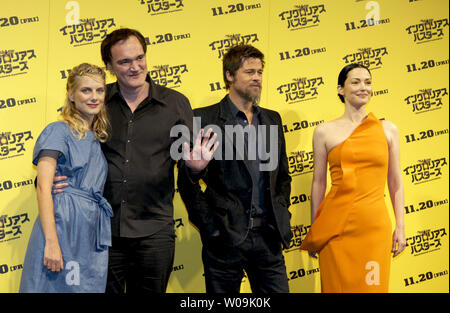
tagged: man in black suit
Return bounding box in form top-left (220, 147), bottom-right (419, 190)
top-left (178, 44), bottom-right (292, 293)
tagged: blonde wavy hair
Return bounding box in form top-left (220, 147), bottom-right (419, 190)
top-left (61, 63), bottom-right (109, 142)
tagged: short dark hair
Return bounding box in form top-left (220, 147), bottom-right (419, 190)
top-left (222, 44), bottom-right (264, 90)
top-left (100, 28), bottom-right (147, 66)
top-left (337, 63), bottom-right (371, 103)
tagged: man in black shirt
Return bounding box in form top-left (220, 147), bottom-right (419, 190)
top-left (54, 28), bottom-right (215, 293)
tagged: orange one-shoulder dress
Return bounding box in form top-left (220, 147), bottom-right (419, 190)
top-left (300, 113), bottom-right (392, 292)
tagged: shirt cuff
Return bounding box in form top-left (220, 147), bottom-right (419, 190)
top-left (185, 165), bottom-right (208, 183)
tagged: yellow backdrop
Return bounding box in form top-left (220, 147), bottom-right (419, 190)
top-left (0, 0), bottom-right (448, 293)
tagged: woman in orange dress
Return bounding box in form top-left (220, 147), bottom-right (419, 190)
top-left (299, 63), bottom-right (406, 292)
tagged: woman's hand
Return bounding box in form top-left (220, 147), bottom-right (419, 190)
top-left (43, 240), bottom-right (64, 272)
top-left (392, 227), bottom-right (406, 257)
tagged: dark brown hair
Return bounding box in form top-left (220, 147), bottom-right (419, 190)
top-left (222, 44), bottom-right (264, 90)
top-left (100, 28), bottom-right (147, 66)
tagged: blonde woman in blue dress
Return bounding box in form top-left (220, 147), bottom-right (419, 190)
top-left (20, 63), bottom-right (112, 292)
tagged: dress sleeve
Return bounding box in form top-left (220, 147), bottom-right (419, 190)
top-left (37, 149), bottom-right (62, 161)
top-left (32, 122), bottom-right (69, 166)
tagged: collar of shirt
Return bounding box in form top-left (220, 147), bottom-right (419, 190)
top-left (226, 95), bottom-right (261, 122)
top-left (105, 74), bottom-right (170, 107)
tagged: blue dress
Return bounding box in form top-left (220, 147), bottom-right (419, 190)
top-left (19, 121), bottom-right (112, 293)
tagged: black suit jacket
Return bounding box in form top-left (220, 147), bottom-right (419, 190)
top-left (178, 96), bottom-right (293, 249)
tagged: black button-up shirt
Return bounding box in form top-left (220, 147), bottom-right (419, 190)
top-left (102, 76), bottom-right (193, 238)
top-left (226, 96), bottom-right (267, 217)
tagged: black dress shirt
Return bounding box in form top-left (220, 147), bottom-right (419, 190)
top-left (102, 76), bottom-right (193, 238)
top-left (226, 96), bottom-right (267, 217)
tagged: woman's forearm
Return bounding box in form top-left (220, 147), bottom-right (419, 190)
top-left (36, 157), bottom-right (59, 244)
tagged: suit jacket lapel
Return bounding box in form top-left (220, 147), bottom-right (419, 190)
top-left (258, 109), bottom-right (280, 187)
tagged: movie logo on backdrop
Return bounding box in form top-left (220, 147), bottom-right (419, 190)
top-left (404, 88), bottom-right (447, 114)
top-left (278, 46), bottom-right (326, 62)
top-left (172, 220), bottom-right (185, 274)
top-left (0, 263), bottom-right (23, 276)
top-left (372, 88), bottom-right (389, 97)
top-left (149, 64), bottom-right (188, 89)
top-left (174, 217), bottom-right (184, 230)
top-left (278, 4), bottom-right (326, 31)
top-left (0, 96), bottom-right (36, 111)
top-left (344, 17), bottom-right (390, 32)
top-left (208, 80), bottom-right (226, 93)
top-left (404, 197), bottom-right (448, 215)
top-left (0, 15), bottom-right (39, 28)
top-left (0, 212), bottom-right (31, 243)
top-left (346, 0), bottom-right (391, 33)
top-left (405, 58), bottom-right (448, 73)
top-left (138, 0), bottom-right (184, 15)
top-left (405, 18), bottom-right (449, 44)
top-left (288, 150), bottom-right (314, 177)
top-left (0, 131), bottom-right (33, 161)
top-left (59, 18), bottom-right (116, 47)
top-left (286, 265), bottom-right (320, 282)
top-left (210, 2), bottom-right (261, 17)
top-left (405, 227), bottom-right (447, 256)
top-left (282, 119), bottom-right (324, 135)
top-left (209, 33), bottom-right (259, 58)
top-left (0, 178), bottom-right (34, 193)
top-left (404, 127), bottom-right (448, 144)
top-left (0, 49), bottom-right (36, 78)
top-left (342, 47), bottom-right (388, 70)
top-left (172, 263), bottom-right (184, 274)
top-left (290, 192), bottom-right (311, 208)
top-left (146, 32), bottom-right (191, 47)
top-left (403, 157), bottom-right (447, 185)
top-left (277, 76), bottom-right (324, 104)
top-left (403, 269), bottom-right (449, 288)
